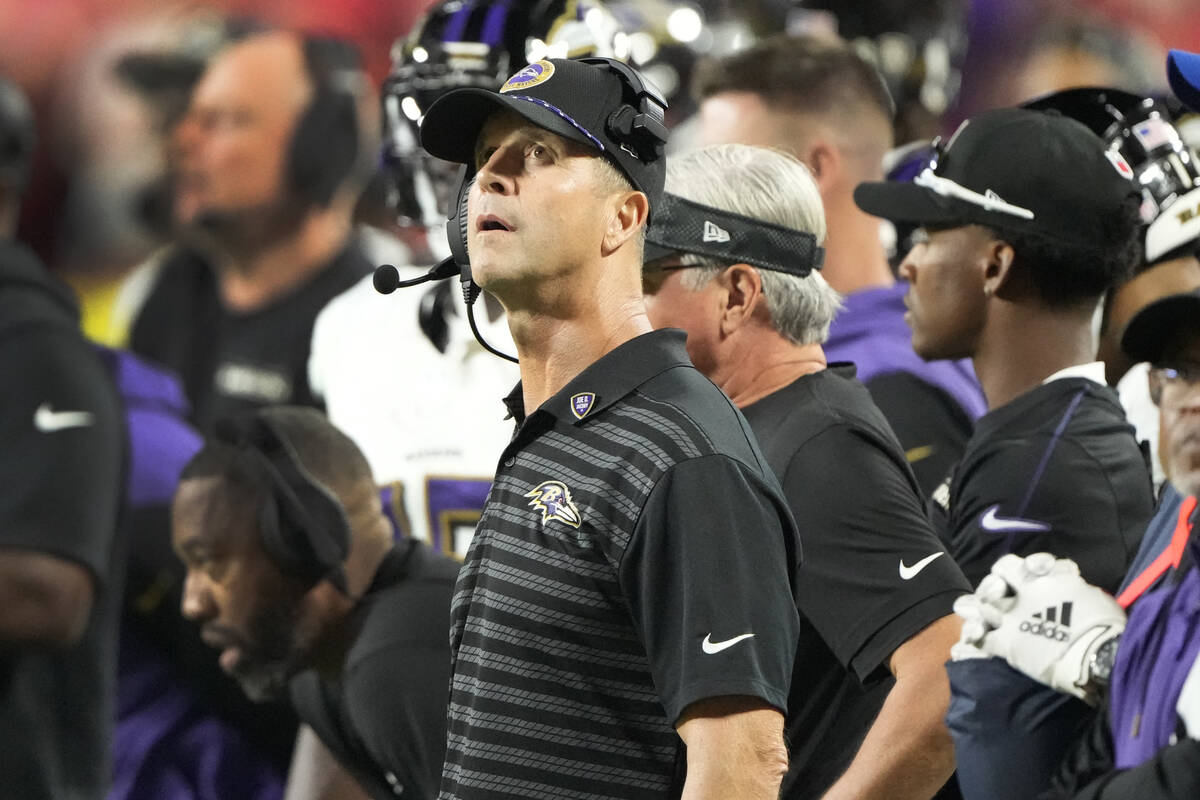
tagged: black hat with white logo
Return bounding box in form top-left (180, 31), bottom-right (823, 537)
top-left (419, 57), bottom-right (667, 209)
top-left (854, 107), bottom-right (1139, 247)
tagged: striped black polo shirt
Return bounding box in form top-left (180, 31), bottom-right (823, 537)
top-left (440, 329), bottom-right (800, 799)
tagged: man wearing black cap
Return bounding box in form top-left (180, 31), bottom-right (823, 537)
top-left (641, 142), bottom-right (971, 800)
top-left (948, 290), bottom-right (1200, 799)
top-left (418, 57), bottom-right (801, 798)
top-left (855, 107), bottom-right (1154, 592)
top-left (855, 107), bottom-right (1156, 799)
top-left (173, 406), bottom-right (459, 800)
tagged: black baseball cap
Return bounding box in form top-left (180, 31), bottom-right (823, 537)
top-left (419, 57), bottom-right (666, 209)
top-left (1121, 287), bottom-right (1200, 364)
top-left (854, 107), bottom-right (1138, 247)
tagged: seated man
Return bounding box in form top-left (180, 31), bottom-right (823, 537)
top-left (172, 406), bottom-right (458, 800)
top-left (953, 283), bottom-right (1200, 798)
top-left (641, 142), bottom-right (970, 799)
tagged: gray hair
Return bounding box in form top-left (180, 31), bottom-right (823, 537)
top-left (665, 144), bottom-right (842, 345)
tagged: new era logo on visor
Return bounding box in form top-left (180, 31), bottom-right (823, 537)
top-left (703, 220), bottom-right (730, 243)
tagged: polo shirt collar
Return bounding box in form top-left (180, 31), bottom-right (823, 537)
top-left (503, 329), bottom-right (692, 425)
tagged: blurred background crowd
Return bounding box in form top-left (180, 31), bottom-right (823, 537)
top-left (2, 0), bottom-right (1197, 334)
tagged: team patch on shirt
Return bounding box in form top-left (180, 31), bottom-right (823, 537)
top-left (525, 479), bottom-right (582, 528)
top-left (570, 392), bottom-right (596, 419)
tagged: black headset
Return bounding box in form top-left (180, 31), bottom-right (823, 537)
top-left (445, 56), bottom-right (668, 290)
top-left (373, 58), bottom-right (670, 363)
top-left (214, 414), bottom-right (352, 593)
top-left (287, 36), bottom-right (368, 208)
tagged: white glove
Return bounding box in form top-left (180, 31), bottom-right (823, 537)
top-left (952, 553), bottom-right (1126, 704)
top-left (1177, 650), bottom-right (1200, 739)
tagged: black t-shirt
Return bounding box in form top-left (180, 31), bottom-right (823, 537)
top-left (932, 377), bottom-right (1155, 591)
top-left (129, 242), bottom-right (371, 431)
top-left (742, 366), bottom-right (971, 799)
top-left (290, 540), bottom-right (458, 800)
top-left (0, 242), bottom-right (125, 799)
top-left (442, 330), bottom-right (800, 800)
top-left (865, 370), bottom-right (976, 498)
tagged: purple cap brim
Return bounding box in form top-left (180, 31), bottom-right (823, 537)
top-left (1168, 50), bottom-right (1200, 112)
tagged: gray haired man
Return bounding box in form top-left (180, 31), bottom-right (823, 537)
top-left (642, 143), bottom-right (971, 800)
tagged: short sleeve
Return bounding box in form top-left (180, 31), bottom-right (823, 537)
top-left (949, 437), bottom-right (1135, 591)
top-left (620, 454), bottom-right (800, 723)
top-left (0, 329), bottom-right (123, 581)
top-left (783, 425), bottom-right (970, 680)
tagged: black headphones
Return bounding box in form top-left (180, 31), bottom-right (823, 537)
top-left (214, 414), bottom-right (352, 593)
top-left (287, 36), bottom-right (368, 208)
top-left (578, 56), bottom-right (669, 164)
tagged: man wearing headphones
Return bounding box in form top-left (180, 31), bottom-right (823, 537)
top-left (173, 406), bottom-right (459, 800)
top-left (127, 30), bottom-right (375, 432)
top-left (418, 57), bottom-right (800, 798)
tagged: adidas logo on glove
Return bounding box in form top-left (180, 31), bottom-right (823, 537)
top-left (1019, 603), bottom-right (1072, 641)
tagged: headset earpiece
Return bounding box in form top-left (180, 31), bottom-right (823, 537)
top-left (444, 164), bottom-right (479, 304)
top-left (215, 414), bottom-right (352, 592)
top-left (578, 56), bottom-right (668, 164)
top-left (288, 37), bottom-right (367, 208)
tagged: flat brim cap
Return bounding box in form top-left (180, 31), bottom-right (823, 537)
top-left (852, 179), bottom-right (973, 227)
top-left (419, 57), bottom-right (664, 208)
top-left (853, 108), bottom-right (1137, 246)
top-left (1168, 50), bottom-right (1200, 113)
top-left (1121, 287), bottom-right (1200, 363)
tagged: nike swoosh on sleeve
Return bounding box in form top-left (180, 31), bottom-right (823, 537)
top-left (899, 552), bottom-right (944, 580)
top-left (978, 504), bottom-right (1051, 533)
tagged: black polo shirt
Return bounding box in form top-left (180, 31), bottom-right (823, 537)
top-left (440, 329), bottom-right (801, 800)
top-left (0, 241), bottom-right (125, 799)
top-left (932, 376), bottom-right (1155, 591)
top-left (291, 539), bottom-right (459, 800)
top-left (741, 365), bottom-right (971, 798)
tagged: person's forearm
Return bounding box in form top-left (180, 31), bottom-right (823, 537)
top-left (821, 670), bottom-right (956, 799)
top-left (285, 726), bottom-right (371, 800)
top-left (681, 746), bottom-right (789, 800)
top-left (823, 616), bottom-right (961, 800)
top-left (678, 699), bottom-right (789, 800)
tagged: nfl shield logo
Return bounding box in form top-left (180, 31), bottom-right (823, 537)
top-left (570, 392), bottom-right (596, 420)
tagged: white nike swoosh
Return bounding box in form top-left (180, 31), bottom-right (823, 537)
top-left (702, 632), bottom-right (756, 655)
top-left (899, 552), bottom-right (945, 580)
top-left (979, 504), bottom-right (1051, 533)
top-left (34, 403), bottom-right (94, 433)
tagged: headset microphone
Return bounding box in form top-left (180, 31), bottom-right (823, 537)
top-left (371, 258), bottom-right (459, 294)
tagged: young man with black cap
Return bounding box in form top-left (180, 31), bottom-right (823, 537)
top-left (855, 107), bottom-right (1154, 592)
top-left (949, 287), bottom-right (1200, 799)
top-left (855, 107), bottom-right (1156, 799)
top-left (173, 406), bottom-right (459, 800)
top-left (641, 142), bottom-right (971, 800)
top-left (417, 58), bottom-right (801, 798)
